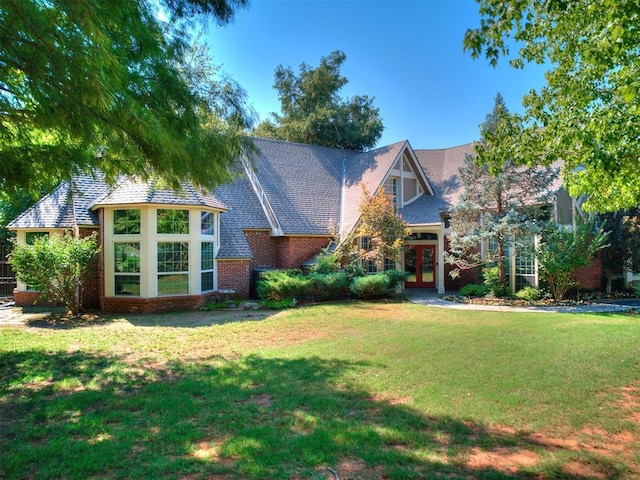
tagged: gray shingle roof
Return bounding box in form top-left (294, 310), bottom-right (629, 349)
top-left (92, 177), bottom-right (227, 210)
top-left (248, 138), bottom-right (350, 235)
top-left (7, 172), bottom-right (111, 229)
top-left (215, 173), bottom-right (271, 259)
top-left (415, 143), bottom-right (476, 209)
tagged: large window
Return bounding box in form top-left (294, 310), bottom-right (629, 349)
top-left (114, 209), bottom-right (141, 235)
top-left (157, 242), bottom-right (189, 295)
top-left (114, 242), bottom-right (141, 295)
top-left (201, 241), bottom-right (215, 292)
top-left (157, 209), bottom-right (189, 234)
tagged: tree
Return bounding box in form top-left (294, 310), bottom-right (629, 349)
top-left (356, 184), bottom-right (410, 271)
top-left (9, 232), bottom-right (100, 316)
top-left (445, 94), bottom-right (557, 287)
top-left (0, 0), bottom-right (251, 196)
top-left (253, 50), bottom-right (383, 151)
top-left (599, 209), bottom-right (640, 293)
top-left (536, 222), bottom-right (609, 301)
top-left (464, 0), bottom-right (640, 212)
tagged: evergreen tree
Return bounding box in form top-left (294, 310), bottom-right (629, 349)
top-left (445, 94), bottom-right (558, 288)
top-left (253, 51), bottom-right (383, 151)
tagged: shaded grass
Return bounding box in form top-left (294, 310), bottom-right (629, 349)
top-left (1, 302), bottom-right (640, 479)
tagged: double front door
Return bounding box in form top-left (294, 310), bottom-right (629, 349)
top-left (405, 245), bottom-right (436, 288)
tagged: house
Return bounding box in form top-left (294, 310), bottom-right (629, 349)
top-left (7, 137), bottom-right (602, 312)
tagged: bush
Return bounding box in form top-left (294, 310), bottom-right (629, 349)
top-left (260, 298), bottom-right (296, 309)
top-left (383, 269), bottom-right (409, 289)
top-left (308, 272), bottom-right (349, 299)
top-left (350, 274), bottom-right (389, 299)
top-left (515, 286), bottom-right (540, 301)
top-left (459, 283), bottom-right (489, 297)
top-left (257, 270), bottom-right (310, 301)
top-left (311, 253), bottom-right (341, 274)
top-left (482, 266), bottom-right (511, 297)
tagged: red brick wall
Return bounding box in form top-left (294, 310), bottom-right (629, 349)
top-left (244, 230), bottom-right (277, 271)
top-left (101, 291), bottom-right (220, 314)
top-left (217, 259), bottom-right (251, 297)
top-left (13, 290), bottom-right (56, 307)
top-left (275, 236), bottom-right (331, 269)
top-left (574, 255), bottom-right (604, 290)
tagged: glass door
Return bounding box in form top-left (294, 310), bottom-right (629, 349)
top-left (404, 245), bottom-right (436, 288)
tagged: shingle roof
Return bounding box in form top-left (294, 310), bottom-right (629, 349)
top-left (415, 142), bottom-right (476, 209)
top-left (7, 172), bottom-right (111, 229)
top-left (340, 141), bottom-right (408, 235)
top-left (92, 178), bottom-right (227, 210)
top-left (215, 173), bottom-right (271, 259)
top-left (248, 138), bottom-right (350, 235)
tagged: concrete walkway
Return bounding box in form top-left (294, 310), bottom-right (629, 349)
top-left (0, 302), bottom-right (52, 327)
top-left (404, 289), bottom-right (637, 314)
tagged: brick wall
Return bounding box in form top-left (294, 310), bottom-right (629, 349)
top-left (217, 259), bottom-right (251, 297)
top-left (574, 255), bottom-right (604, 290)
top-left (244, 230), bottom-right (277, 271)
top-left (275, 236), bottom-right (331, 269)
top-left (101, 291), bottom-right (220, 314)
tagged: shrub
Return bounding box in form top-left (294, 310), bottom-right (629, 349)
top-left (311, 253), bottom-right (341, 274)
top-left (350, 274), bottom-right (389, 299)
top-left (383, 269), bottom-right (409, 289)
top-left (257, 270), bottom-right (310, 301)
top-left (459, 283), bottom-right (489, 297)
top-left (482, 266), bottom-right (511, 297)
top-left (515, 286), bottom-right (540, 301)
top-left (260, 298), bottom-right (296, 309)
top-left (308, 272), bottom-right (349, 300)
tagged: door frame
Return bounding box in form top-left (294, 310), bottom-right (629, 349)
top-left (405, 244), bottom-right (436, 288)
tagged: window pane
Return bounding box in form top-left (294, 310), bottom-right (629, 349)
top-left (115, 275), bottom-right (140, 296)
top-left (157, 209), bottom-right (189, 234)
top-left (114, 209), bottom-right (141, 235)
top-left (201, 211), bottom-right (215, 236)
top-left (25, 232), bottom-right (48, 245)
top-left (114, 242), bottom-right (140, 273)
top-left (157, 242), bottom-right (189, 273)
top-left (158, 274), bottom-right (189, 295)
top-left (201, 271), bottom-right (214, 292)
top-left (201, 242), bottom-right (215, 270)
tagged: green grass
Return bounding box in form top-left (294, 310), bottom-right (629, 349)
top-left (1, 302), bottom-right (640, 479)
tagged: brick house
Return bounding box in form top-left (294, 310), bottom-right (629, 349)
top-left (7, 137), bottom-right (601, 312)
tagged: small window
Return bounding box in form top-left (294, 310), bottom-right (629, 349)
top-left (25, 232), bottom-right (49, 245)
top-left (157, 241), bottom-right (189, 295)
top-left (157, 209), bottom-right (189, 234)
top-left (201, 241), bottom-right (215, 292)
top-left (383, 177), bottom-right (399, 209)
top-left (201, 211), bottom-right (215, 236)
top-left (114, 209), bottom-right (141, 235)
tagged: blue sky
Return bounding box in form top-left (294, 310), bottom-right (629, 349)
top-left (207, 0), bottom-right (547, 149)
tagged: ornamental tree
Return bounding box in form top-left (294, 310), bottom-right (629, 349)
top-left (0, 0), bottom-right (251, 196)
top-left (464, 0), bottom-right (640, 212)
top-left (599, 209), bottom-right (640, 293)
top-left (445, 94), bottom-right (557, 287)
top-left (10, 232), bottom-right (100, 316)
top-left (536, 222), bottom-right (609, 301)
top-left (356, 183), bottom-right (410, 271)
top-left (253, 51), bottom-right (384, 151)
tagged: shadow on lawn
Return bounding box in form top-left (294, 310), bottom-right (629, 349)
top-left (0, 351), bottom-right (625, 479)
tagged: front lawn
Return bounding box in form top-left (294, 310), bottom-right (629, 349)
top-left (1, 303), bottom-right (639, 479)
